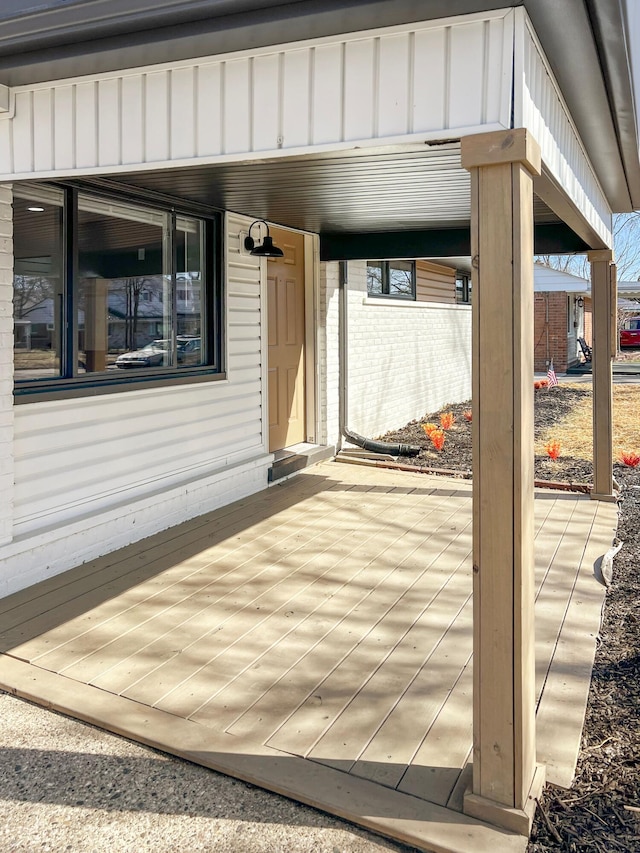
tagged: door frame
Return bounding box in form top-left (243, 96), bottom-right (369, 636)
top-left (257, 224), bottom-right (318, 455)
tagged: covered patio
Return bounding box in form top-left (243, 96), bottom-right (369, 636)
top-left (0, 461), bottom-right (618, 853)
top-left (1, 4), bottom-right (637, 850)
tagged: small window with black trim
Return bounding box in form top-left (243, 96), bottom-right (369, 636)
top-left (455, 272), bottom-right (472, 304)
top-left (366, 260), bottom-right (416, 299)
top-left (13, 183), bottom-right (223, 398)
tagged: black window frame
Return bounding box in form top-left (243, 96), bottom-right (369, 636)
top-left (455, 272), bottom-right (472, 304)
top-left (366, 260), bottom-right (416, 300)
top-left (13, 183), bottom-right (224, 403)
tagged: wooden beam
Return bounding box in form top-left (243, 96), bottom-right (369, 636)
top-left (534, 167), bottom-right (609, 251)
top-left (461, 129), bottom-right (545, 835)
top-left (588, 250), bottom-right (617, 501)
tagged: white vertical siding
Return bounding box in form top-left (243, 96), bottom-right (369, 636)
top-left (514, 9), bottom-right (612, 246)
top-left (12, 213), bottom-right (266, 537)
top-left (0, 10), bottom-right (514, 180)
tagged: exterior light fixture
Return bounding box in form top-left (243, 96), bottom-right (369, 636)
top-left (577, 296), bottom-right (584, 308)
top-left (27, 206), bottom-right (45, 212)
top-left (244, 219), bottom-right (284, 257)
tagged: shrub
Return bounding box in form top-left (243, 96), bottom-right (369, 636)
top-left (422, 422), bottom-right (439, 436)
top-left (545, 440), bottom-right (561, 460)
top-left (439, 412), bottom-right (455, 430)
top-left (430, 429), bottom-right (446, 451)
top-left (619, 451), bottom-right (640, 468)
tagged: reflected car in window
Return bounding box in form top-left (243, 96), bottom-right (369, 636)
top-left (177, 336), bottom-right (201, 365)
top-left (115, 340), bottom-right (170, 368)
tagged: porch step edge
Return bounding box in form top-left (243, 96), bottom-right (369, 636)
top-left (0, 655), bottom-right (527, 853)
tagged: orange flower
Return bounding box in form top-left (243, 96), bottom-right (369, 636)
top-left (463, 410), bottom-right (473, 422)
top-left (545, 440), bottom-right (561, 460)
top-left (619, 451), bottom-right (640, 468)
top-left (430, 429), bottom-right (446, 451)
top-left (422, 422), bottom-right (439, 436)
top-left (439, 412), bottom-right (455, 430)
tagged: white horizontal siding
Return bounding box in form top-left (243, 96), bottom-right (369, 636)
top-left (514, 9), bottom-right (612, 246)
top-left (12, 212), bottom-right (265, 536)
top-left (0, 10), bottom-right (514, 180)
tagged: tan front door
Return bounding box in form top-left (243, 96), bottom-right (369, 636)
top-left (267, 227), bottom-right (306, 452)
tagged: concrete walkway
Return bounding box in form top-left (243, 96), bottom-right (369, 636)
top-left (0, 690), bottom-right (415, 853)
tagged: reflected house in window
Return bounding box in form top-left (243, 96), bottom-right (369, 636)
top-left (105, 278), bottom-right (167, 351)
top-left (105, 274), bottom-right (202, 351)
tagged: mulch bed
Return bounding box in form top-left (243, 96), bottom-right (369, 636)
top-left (380, 385), bottom-right (594, 484)
top-left (379, 388), bottom-right (640, 852)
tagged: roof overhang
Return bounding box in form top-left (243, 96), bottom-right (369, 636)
top-left (0, 1), bottom-right (638, 213)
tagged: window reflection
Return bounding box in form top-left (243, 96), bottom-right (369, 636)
top-left (175, 216), bottom-right (205, 366)
top-left (77, 195), bottom-right (168, 373)
top-left (13, 186), bottom-right (64, 379)
top-left (13, 184), bottom-right (214, 388)
top-left (366, 260), bottom-right (415, 299)
top-left (388, 260), bottom-right (414, 296)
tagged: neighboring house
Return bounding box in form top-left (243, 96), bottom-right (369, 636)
top-left (533, 269), bottom-right (640, 369)
top-left (0, 0), bottom-right (639, 845)
top-left (533, 263), bottom-right (589, 371)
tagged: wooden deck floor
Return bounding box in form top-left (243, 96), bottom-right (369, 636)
top-left (0, 462), bottom-right (618, 853)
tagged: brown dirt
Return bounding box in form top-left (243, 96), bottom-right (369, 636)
top-left (379, 385), bottom-right (595, 484)
top-left (380, 386), bottom-right (640, 852)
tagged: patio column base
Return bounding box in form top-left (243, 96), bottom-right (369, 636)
top-left (463, 763), bottom-right (546, 836)
top-left (590, 491), bottom-right (619, 503)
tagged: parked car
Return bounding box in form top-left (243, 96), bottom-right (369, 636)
top-left (115, 340), bottom-right (170, 368)
top-left (177, 335), bottom-right (201, 365)
top-left (116, 337), bottom-right (201, 368)
top-left (619, 317), bottom-right (640, 348)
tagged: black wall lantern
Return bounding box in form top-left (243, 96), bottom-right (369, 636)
top-left (576, 296), bottom-right (585, 308)
top-left (244, 219), bottom-right (284, 257)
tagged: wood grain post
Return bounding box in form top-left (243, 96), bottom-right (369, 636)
top-left (461, 129), bottom-right (545, 835)
top-left (588, 250), bottom-right (617, 501)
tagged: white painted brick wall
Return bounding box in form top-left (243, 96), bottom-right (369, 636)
top-left (317, 262), bottom-right (340, 446)
top-left (0, 184), bottom-right (13, 546)
top-left (320, 260), bottom-right (472, 444)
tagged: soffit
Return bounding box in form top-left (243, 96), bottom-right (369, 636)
top-left (0, 1), bottom-right (636, 211)
top-left (97, 143), bottom-right (559, 236)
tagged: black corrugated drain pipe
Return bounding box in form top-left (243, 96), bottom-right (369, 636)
top-left (343, 426), bottom-right (421, 458)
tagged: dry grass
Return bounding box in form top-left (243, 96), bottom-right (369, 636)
top-left (535, 383), bottom-right (640, 461)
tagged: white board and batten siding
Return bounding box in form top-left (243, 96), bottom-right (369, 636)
top-left (0, 10), bottom-right (515, 181)
top-left (2, 213), bottom-right (267, 596)
top-left (514, 9), bottom-right (612, 246)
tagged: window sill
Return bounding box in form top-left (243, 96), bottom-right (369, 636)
top-left (14, 369), bottom-right (226, 404)
top-left (363, 297), bottom-right (471, 309)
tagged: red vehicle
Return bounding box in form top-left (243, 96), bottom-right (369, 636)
top-left (619, 317), bottom-right (640, 348)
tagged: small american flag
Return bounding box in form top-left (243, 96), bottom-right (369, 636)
top-left (547, 360), bottom-right (558, 388)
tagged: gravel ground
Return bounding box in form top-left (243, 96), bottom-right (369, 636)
top-left (0, 691), bottom-right (418, 853)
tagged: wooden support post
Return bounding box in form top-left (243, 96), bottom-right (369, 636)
top-left (461, 129), bottom-right (545, 836)
top-left (588, 250), bottom-right (617, 501)
top-left (84, 278), bottom-right (109, 373)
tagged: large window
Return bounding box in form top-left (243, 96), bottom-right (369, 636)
top-left (366, 260), bottom-right (416, 299)
top-left (13, 185), bottom-right (222, 397)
